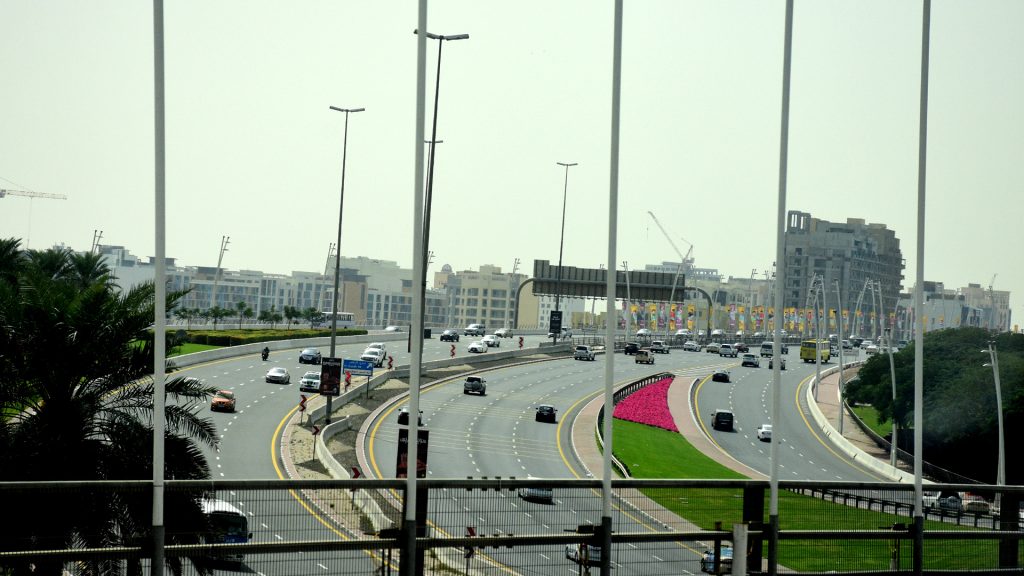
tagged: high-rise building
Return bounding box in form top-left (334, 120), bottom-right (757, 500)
top-left (783, 211), bottom-right (905, 334)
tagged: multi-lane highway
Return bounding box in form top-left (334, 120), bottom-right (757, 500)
top-left (177, 334), bottom-right (880, 575)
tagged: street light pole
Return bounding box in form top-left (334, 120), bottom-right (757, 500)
top-left (983, 343), bottom-right (1006, 490)
top-left (554, 161), bottom-right (577, 343)
top-left (326, 106), bottom-right (364, 423)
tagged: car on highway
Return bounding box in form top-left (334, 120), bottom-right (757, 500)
top-left (711, 409), bottom-right (734, 431)
top-left (210, 390), bottom-right (236, 412)
top-left (547, 327), bottom-right (573, 339)
top-left (397, 407), bottom-right (423, 426)
top-left (675, 328), bottom-right (692, 337)
top-left (494, 328), bottom-right (513, 338)
top-left (634, 350), bottom-right (655, 364)
top-left (700, 545), bottom-right (733, 574)
top-left (865, 344), bottom-right (879, 355)
top-left (650, 340), bottom-right (669, 354)
top-left (756, 424), bottom-right (773, 441)
top-left (299, 371), bottom-right (321, 393)
top-left (518, 477), bottom-right (554, 504)
top-left (769, 357), bottom-right (786, 370)
top-left (463, 376), bottom-right (486, 395)
top-left (711, 370), bottom-right (731, 383)
top-left (860, 339), bottom-right (874, 350)
top-left (938, 493), bottom-right (963, 512)
top-left (962, 494), bottom-right (991, 514)
top-left (682, 340), bottom-right (700, 352)
top-left (574, 345), bottom-right (596, 361)
top-left (464, 323), bottom-right (486, 336)
top-left (565, 543), bottom-right (603, 566)
top-left (360, 349), bottom-right (386, 367)
top-left (711, 329), bottom-right (725, 338)
top-left (733, 342), bottom-right (749, 353)
top-left (467, 341), bottom-right (487, 353)
top-left (298, 348), bottom-right (322, 364)
top-left (635, 328), bottom-right (653, 338)
top-left (741, 353), bottom-right (760, 367)
top-left (842, 339), bottom-right (854, 349)
top-left (482, 334), bottom-right (501, 348)
top-left (535, 404), bottom-right (557, 423)
top-left (623, 342), bottom-right (640, 355)
top-left (384, 325), bottom-right (402, 332)
top-left (718, 344), bottom-right (738, 358)
top-left (923, 491), bottom-right (940, 509)
top-left (440, 329), bottom-right (459, 342)
top-left (705, 342), bottom-right (721, 354)
top-left (365, 342), bottom-right (387, 354)
top-left (265, 367), bottom-right (291, 384)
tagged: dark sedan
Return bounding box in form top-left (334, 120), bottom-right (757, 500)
top-left (623, 342), bottom-right (640, 355)
top-left (440, 329), bottom-right (460, 342)
top-left (711, 371), bottom-right (731, 383)
top-left (535, 404), bottom-right (557, 423)
top-left (298, 348), bottom-right (322, 364)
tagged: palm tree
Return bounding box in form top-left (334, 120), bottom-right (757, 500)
top-left (0, 245), bottom-right (218, 576)
top-left (0, 237), bottom-right (25, 287)
top-left (236, 300), bottom-right (248, 329)
top-left (67, 250), bottom-right (114, 289)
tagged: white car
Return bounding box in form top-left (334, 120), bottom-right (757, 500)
top-left (468, 341), bottom-right (487, 353)
top-left (635, 328), bottom-right (653, 338)
top-left (565, 543), bottom-right (602, 566)
top-left (384, 325), bottom-right (402, 332)
top-left (494, 328), bottom-right (513, 338)
top-left (756, 424), bottom-right (773, 441)
top-left (299, 371), bottom-right (321, 393)
top-left (682, 340), bottom-right (700, 352)
top-left (365, 342), bottom-right (386, 354)
top-left (482, 334), bottom-right (501, 347)
top-left (360, 349), bottom-right (386, 367)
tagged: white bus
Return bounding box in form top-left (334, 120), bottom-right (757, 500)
top-left (201, 498), bottom-right (251, 564)
top-left (314, 311), bottom-right (356, 329)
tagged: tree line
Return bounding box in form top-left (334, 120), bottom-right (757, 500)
top-left (845, 326), bottom-right (1022, 485)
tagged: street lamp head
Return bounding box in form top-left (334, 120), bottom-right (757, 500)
top-left (557, 162), bottom-right (578, 167)
top-left (414, 30), bottom-right (470, 41)
top-left (329, 106), bottom-right (366, 113)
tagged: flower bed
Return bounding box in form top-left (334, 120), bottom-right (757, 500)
top-left (612, 376), bottom-right (677, 432)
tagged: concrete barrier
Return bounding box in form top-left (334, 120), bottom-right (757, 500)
top-left (168, 332), bottom-right (408, 369)
top-left (314, 416), bottom-right (392, 533)
top-left (804, 362), bottom-right (911, 482)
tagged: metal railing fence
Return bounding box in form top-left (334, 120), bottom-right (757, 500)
top-left (1, 478), bottom-right (1020, 576)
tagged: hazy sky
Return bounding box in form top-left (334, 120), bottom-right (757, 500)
top-left (2, 1), bottom-right (1021, 324)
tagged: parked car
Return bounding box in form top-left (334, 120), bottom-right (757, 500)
top-left (682, 340), bottom-right (700, 352)
top-left (468, 341), bottom-right (487, 353)
top-left (741, 353), bottom-right (760, 367)
top-left (756, 424), bottom-right (773, 441)
top-left (464, 323), bottom-right (486, 336)
top-left (650, 340), bottom-right (670, 354)
top-left (494, 328), bottom-right (513, 338)
top-left (463, 376), bottom-right (487, 395)
top-left (482, 334), bottom-right (501, 348)
top-left (210, 390), bottom-right (236, 412)
top-left (711, 409), bottom-right (734, 431)
top-left (711, 371), bottom-right (730, 383)
top-left (299, 371), bottom-right (321, 393)
top-left (718, 344), bottom-right (738, 358)
top-left (298, 348), bottom-right (322, 364)
top-left (733, 342), bottom-right (749, 353)
top-left (574, 345), bottom-right (596, 361)
top-left (700, 545), bottom-right (734, 574)
top-left (440, 329), bottom-right (460, 342)
top-left (634, 350), bottom-right (655, 364)
top-left (769, 357), bottom-right (786, 370)
top-left (535, 404), bottom-right (557, 423)
top-left (705, 342), bottom-right (721, 354)
top-left (623, 342), bottom-right (640, 355)
top-left (265, 367), bottom-right (291, 384)
top-left (360, 349), bottom-right (385, 367)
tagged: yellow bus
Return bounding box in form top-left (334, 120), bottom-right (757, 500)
top-left (800, 339), bottom-right (830, 363)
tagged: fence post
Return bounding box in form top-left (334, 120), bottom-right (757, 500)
top-left (733, 523), bottom-right (748, 576)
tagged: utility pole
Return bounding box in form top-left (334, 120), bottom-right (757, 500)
top-left (622, 261), bottom-right (631, 340)
top-left (211, 236), bottom-right (230, 311)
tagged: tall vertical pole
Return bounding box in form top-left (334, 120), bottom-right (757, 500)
top-left (913, 2), bottom-right (932, 572)
top-left (622, 261), bottom-right (631, 340)
top-left (327, 107), bottom-right (364, 424)
top-left (211, 236), bottom-right (229, 311)
top-left (878, 281), bottom-right (900, 468)
top-left (151, 0), bottom-right (166, 572)
top-left (601, 3), bottom-right (624, 574)
top-left (769, 2), bottom-right (795, 574)
top-left (988, 343), bottom-right (1006, 489)
top-left (405, 11), bottom-right (428, 576)
top-left (555, 162), bottom-right (577, 342)
top-left (835, 280), bottom-right (846, 434)
top-left (422, 37), bottom-right (444, 336)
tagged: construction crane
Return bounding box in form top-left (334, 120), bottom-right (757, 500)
top-left (0, 188), bottom-right (67, 200)
top-left (646, 211), bottom-right (693, 305)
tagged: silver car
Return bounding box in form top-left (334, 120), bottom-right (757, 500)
top-left (265, 366), bottom-right (290, 384)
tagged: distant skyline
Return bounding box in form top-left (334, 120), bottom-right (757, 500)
top-left (2, 1), bottom-right (1021, 326)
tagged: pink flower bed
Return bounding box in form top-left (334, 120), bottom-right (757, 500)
top-left (612, 376), bottom-right (677, 432)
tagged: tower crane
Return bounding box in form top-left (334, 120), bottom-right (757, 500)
top-left (646, 211), bottom-right (693, 305)
top-left (0, 188), bottom-right (67, 200)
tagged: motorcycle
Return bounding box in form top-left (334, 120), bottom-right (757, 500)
top-left (261, 348), bottom-right (269, 361)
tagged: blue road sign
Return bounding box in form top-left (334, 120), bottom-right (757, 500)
top-left (343, 358), bottom-right (373, 376)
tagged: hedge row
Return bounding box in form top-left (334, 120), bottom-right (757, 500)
top-left (185, 328), bottom-right (367, 347)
